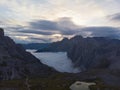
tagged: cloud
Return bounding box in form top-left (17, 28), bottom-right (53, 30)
top-left (28, 17), bottom-right (80, 35)
top-left (0, 0), bottom-right (120, 43)
top-left (29, 50), bottom-right (80, 73)
top-left (30, 37), bottom-right (53, 43)
top-left (82, 27), bottom-right (120, 38)
top-left (19, 29), bottom-right (55, 35)
top-left (29, 20), bottom-right (58, 30)
top-left (0, 0), bottom-right (110, 27)
top-left (5, 17), bottom-right (80, 43)
top-left (108, 13), bottom-right (120, 22)
top-left (106, 13), bottom-right (120, 26)
top-left (28, 18), bottom-right (120, 38)
top-left (4, 17), bottom-right (120, 43)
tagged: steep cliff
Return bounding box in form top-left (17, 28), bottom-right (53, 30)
top-left (67, 36), bottom-right (120, 71)
top-left (0, 28), bottom-right (56, 80)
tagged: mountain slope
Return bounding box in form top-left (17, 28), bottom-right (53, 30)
top-left (0, 28), bottom-right (56, 80)
top-left (67, 36), bottom-right (120, 70)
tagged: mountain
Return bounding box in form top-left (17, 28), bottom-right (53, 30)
top-left (36, 38), bottom-right (71, 52)
top-left (0, 28), bottom-right (56, 80)
top-left (1, 28), bottom-right (120, 87)
top-left (67, 36), bottom-right (120, 71)
top-left (35, 35), bottom-right (120, 86)
top-left (21, 43), bottom-right (50, 50)
top-left (37, 35), bottom-right (120, 71)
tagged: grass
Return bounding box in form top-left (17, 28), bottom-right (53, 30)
top-left (0, 73), bottom-right (120, 90)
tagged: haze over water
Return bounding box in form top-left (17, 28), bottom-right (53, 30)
top-left (27, 50), bottom-right (80, 73)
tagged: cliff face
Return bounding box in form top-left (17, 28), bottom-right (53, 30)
top-left (67, 36), bottom-right (120, 71)
top-left (0, 28), bottom-right (56, 80)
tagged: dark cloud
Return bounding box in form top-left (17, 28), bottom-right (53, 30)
top-left (29, 20), bottom-right (58, 30)
top-left (5, 17), bottom-right (120, 43)
top-left (19, 29), bottom-right (55, 35)
top-left (82, 27), bottom-right (120, 38)
top-left (30, 37), bottom-right (53, 43)
top-left (28, 17), bottom-right (80, 35)
top-left (107, 13), bottom-right (120, 22)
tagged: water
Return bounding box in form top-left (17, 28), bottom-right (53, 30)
top-left (27, 49), bottom-right (80, 73)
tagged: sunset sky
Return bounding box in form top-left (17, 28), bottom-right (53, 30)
top-left (0, 0), bottom-right (120, 43)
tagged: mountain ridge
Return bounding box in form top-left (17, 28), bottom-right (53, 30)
top-left (0, 28), bottom-right (56, 80)
top-left (35, 35), bottom-right (120, 71)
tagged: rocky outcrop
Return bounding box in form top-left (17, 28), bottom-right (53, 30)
top-left (0, 28), bottom-right (56, 80)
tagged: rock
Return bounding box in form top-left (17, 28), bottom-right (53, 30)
top-left (70, 81), bottom-right (96, 90)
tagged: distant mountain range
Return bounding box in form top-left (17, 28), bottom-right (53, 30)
top-left (0, 28), bottom-right (56, 80)
top-left (22, 43), bottom-right (50, 50)
top-left (25, 35), bottom-right (120, 71)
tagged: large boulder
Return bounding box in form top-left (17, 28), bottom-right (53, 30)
top-left (70, 81), bottom-right (96, 90)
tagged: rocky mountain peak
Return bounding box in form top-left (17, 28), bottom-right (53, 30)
top-left (61, 37), bottom-right (69, 42)
top-left (70, 35), bottom-right (83, 40)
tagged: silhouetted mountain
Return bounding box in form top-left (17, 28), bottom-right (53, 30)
top-left (36, 38), bottom-right (70, 52)
top-left (0, 28), bottom-right (56, 80)
top-left (21, 43), bottom-right (50, 50)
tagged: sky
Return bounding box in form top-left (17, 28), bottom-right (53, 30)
top-left (0, 0), bottom-right (120, 43)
